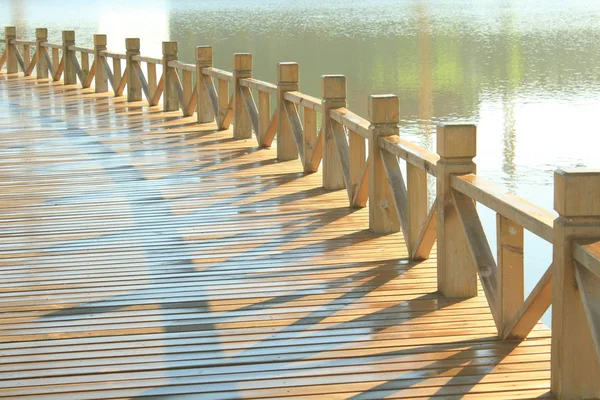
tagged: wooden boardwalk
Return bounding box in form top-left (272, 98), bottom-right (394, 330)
top-left (0, 74), bottom-right (553, 399)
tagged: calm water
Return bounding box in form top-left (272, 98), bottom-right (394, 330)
top-left (4, 0), bottom-right (600, 324)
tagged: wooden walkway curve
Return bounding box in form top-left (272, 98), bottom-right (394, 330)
top-left (0, 74), bottom-right (553, 399)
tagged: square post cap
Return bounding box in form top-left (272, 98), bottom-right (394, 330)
top-left (554, 168), bottom-right (600, 217)
top-left (125, 38), bottom-right (140, 51)
top-left (94, 34), bottom-right (107, 47)
top-left (62, 30), bottom-right (75, 42)
top-left (368, 95), bottom-right (399, 124)
top-left (196, 46), bottom-right (212, 62)
top-left (278, 62), bottom-right (299, 83)
top-left (321, 74), bottom-right (346, 99)
top-left (36, 28), bottom-right (48, 39)
top-left (162, 41), bottom-right (178, 56)
top-left (234, 53), bottom-right (252, 71)
top-left (436, 123), bottom-right (477, 159)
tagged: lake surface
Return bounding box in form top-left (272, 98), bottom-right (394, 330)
top-left (4, 0), bottom-right (600, 324)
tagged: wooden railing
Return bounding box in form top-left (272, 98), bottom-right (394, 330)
top-left (2, 26), bottom-right (600, 399)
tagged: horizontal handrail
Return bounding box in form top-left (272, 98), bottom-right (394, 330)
top-left (451, 174), bottom-right (555, 242)
top-left (11, 39), bottom-right (35, 46)
top-left (574, 240), bottom-right (600, 277)
top-left (284, 91), bottom-right (322, 111)
top-left (68, 45), bottom-right (93, 53)
top-left (202, 67), bottom-right (233, 82)
top-left (240, 78), bottom-right (277, 95)
top-left (132, 55), bottom-right (162, 64)
top-left (40, 42), bottom-right (61, 49)
top-left (379, 135), bottom-right (439, 176)
top-left (330, 107), bottom-right (370, 138)
top-left (99, 50), bottom-right (126, 60)
top-left (168, 60), bottom-right (195, 71)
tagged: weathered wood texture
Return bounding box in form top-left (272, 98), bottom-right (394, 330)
top-left (0, 74), bottom-right (553, 399)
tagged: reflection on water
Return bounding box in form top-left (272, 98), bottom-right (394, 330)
top-left (3, 0), bottom-right (600, 323)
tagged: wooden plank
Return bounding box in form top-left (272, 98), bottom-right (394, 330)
top-left (133, 55), bottom-right (162, 64)
top-left (22, 44), bottom-right (31, 75)
top-left (182, 69), bottom-right (194, 117)
top-left (349, 130), bottom-right (366, 206)
top-left (133, 61), bottom-right (151, 103)
top-left (407, 163), bottom-right (428, 253)
top-left (574, 240), bottom-right (600, 278)
top-left (53, 56), bottom-right (65, 81)
top-left (186, 87), bottom-right (198, 117)
top-left (261, 110), bottom-right (279, 148)
top-left (240, 78), bottom-right (277, 96)
top-left (151, 74), bottom-right (165, 106)
top-left (202, 67), bottom-right (233, 82)
top-left (81, 51), bottom-right (90, 86)
top-left (452, 189), bottom-right (501, 329)
top-left (69, 52), bottom-right (85, 84)
top-left (412, 199), bottom-right (437, 261)
top-left (330, 107), bottom-right (371, 139)
top-left (258, 91), bottom-right (271, 147)
top-left (173, 69), bottom-right (185, 111)
top-left (203, 74), bottom-right (220, 124)
top-left (147, 63), bottom-right (157, 105)
top-left (351, 159), bottom-right (369, 208)
top-left (101, 56), bottom-right (115, 91)
top-left (380, 150), bottom-right (410, 242)
top-left (575, 262), bottom-right (600, 362)
top-left (503, 265), bottom-right (552, 339)
top-left (302, 107), bottom-right (318, 172)
top-left (83, 60), bottom-right (96, 88)
top-left (221, 93), bottom-right (234, 130)
top-left (12, 39), bottom-right (36, 46)
top-left (217, 79), bottom-right (230, 129)
top-left (24, 49), bottom-right (38, 76)
top-left (283, 101), bottom-right (305, 161)
top-left (113, 58), bottom-right (122, 95)
top-left (115, 66), bottom-right (128, 97)
top-left (379, 135), bottom-right (439, 176)
top-left (41, 47), bottom-right (55, 78)
top-left (497, 214), bottom-right (524, 331)
top-left (0, 49), bottom-right (7, 70)
top-left (11, 44), bottom-right (26, 71)
top-left (451, 174), bottom-right (555, 242)
top-left (240, 86), bottom-right (259, 138)
top-left (284, 91), bottom-right (322, 111)
top-left (52, 47), bottom-right (60, 71)
top-left (168, 60), bottom-right (195, 72)
top-left (330, 120), bottom-right (353, 202)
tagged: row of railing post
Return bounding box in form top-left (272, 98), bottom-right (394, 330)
top-left (2, 26), bottom-right (600, 399)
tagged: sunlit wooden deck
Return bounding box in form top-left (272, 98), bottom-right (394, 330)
top-left (0, 74), bottom-right (553, 399)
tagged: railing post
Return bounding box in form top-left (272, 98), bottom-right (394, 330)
top-left (35, 28), bottom-right (48, 79)
top-left (497, 214), bottom-right (524, 334)
top-left (162, 41), bottom-right (179, 112)
top-left (552, 168), bottom-right (600, 399)
top-left (5, 26), bottom-right (17, 74)
top-left (321, 75), bottom-right (346, 189)
top-left (196, 46), bottom-right (213, 124)
top-left (368, 94), bottom-right (401, 234)
top-left (93, 34), bottom-right (108, 93)
top-left (277, 62), bottom-right (299, 161)
top-left (62, 30), bottom-right (76, 85)
top-left (436, 124), bottom-right (478, 298)
top-left (125, 38), bottom-right (141, 102)
top-left (233, 53), bottom-right (252, 139)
